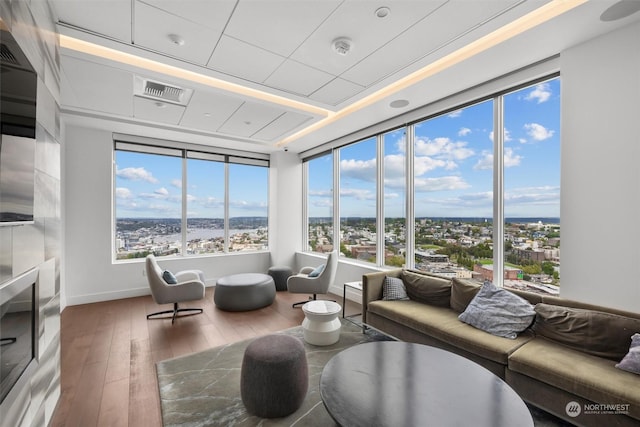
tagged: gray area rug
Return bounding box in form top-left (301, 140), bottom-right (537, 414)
top-left (156, 319), bottom-right (572, 427)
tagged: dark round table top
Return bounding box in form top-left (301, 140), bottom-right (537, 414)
top-left (320, 341), bottom-right (534, 427)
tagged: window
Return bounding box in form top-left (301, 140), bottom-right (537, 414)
top-left (413, 100), bottom-right (494, 279)
top-left (302, 73), bottom-right (560, 295)
top-left (339, 137), bottom-right (377, 263)
top-left (306, 152), bottom-right (333, 253)
top-left (114, 142), bottom-right (269, 260)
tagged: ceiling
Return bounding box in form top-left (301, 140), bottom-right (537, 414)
top-left (52, 0), bottom-right (640, 154)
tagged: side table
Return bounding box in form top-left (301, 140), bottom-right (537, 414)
top-left (342, 281), bottom-right (365, 330)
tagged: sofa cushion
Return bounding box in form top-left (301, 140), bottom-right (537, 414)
top-left (532, 303), bottom-right (640, 361)
top-left (367, 300), bottom-right (533, 364)
top-left (401, 270), bottom-right (451, 307)
top-left (459, 281), bottom-right (536, 339)
top-left (508, 338), bottom-right (640, 420)
top-left (616, 333), bottom-right (640, 375)
top-left (382, 276), bottom-right (409, 301)
top-left (450, 277), bottom-right (481, 313)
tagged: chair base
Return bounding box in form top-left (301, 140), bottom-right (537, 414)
top-left (0, 337), bottom-right (17, 346)
top-left (292, 294), bottom-right (336, 308)
top-left (147, 302), bottom-right (203, 324)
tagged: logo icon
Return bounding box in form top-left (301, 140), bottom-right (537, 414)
top-left (566, 401), bottom-right (581, 418)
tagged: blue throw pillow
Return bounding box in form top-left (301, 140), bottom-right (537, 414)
top-left (162, 270), bottom-right (178, 284)
top-left (308, 264), bottom-right (325, 278)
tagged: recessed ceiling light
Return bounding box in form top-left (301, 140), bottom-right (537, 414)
top-left (390, 99), bottom-right (409, 108)
top-left (375, 7), bottom-right (391, 18)
top-left (168, 34), bottom-right (185, 46)
top-left (600, 0), bottom-right (640, 21)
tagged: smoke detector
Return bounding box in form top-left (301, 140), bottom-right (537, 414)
top-left (332, 37), bottom-right (352, 56)
top-left (134, 76), bottom-right (193, 105)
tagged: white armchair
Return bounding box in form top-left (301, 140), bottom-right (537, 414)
top-left (287, 250), bottom-right (338, 308)
top-left (145, 254), bottom-right (205, 324)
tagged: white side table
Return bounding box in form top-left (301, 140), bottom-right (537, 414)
top-left (301, 300), bottom-right (342, 346)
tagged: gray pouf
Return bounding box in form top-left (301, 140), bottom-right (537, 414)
top-left (214, 273), bottom-right (276, 311)
top-left (267, 266), bottom-right (293, 291)
top-left (241, 334), bottom-right (308, 418)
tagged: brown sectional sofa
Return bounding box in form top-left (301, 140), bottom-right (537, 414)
top-left (362, 269), bottom-right (640, 427)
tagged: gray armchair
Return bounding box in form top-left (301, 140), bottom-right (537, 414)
top-left (145, 254), bottom-right (205, 324)
top-left (287, 250), bottom-right (338, 308)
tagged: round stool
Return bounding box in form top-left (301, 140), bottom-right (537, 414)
top-left (241, 334), bottom-right (308, 418)
top-left (214, 273), bottom-right (275, 311)
top-left (301, 300), bottom-right (342, 346)
top-left (267, 266), bottom-right (293, 291)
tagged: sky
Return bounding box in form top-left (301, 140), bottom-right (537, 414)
top-left (115, 153), bottom-right (268, 219)
top-left (308, 77), bottom-right (561, 219)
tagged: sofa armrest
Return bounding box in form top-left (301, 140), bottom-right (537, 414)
top-left (362, 269), bottom-right (402, 323)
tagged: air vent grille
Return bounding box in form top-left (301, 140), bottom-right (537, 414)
top-left (134, 76), bottom-right (194, 106)
top-left (0, 43), bottom-right (19, 65)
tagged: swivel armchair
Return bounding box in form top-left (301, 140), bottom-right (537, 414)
top-left (287, 250), bottom-right (338, 308)
top-left (145, 254), bottom-right (205, 324)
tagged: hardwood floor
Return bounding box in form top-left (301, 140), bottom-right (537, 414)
top-left (49, 288), bottom-right (358, 427)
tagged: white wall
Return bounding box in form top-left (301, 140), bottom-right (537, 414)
top-left (63, 125), bottom-right (271, 306)
top-left (560, 22), bottom-right (640, 312)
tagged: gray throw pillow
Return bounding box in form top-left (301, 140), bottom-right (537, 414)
top-left (162, 270), bottom-right (177, 284)
top-left (383, 276), bottom-right (409, 301)
top-left (458, 281), bottom-right (535, 339)
top-left (616, 333), bottom-right (640, 375)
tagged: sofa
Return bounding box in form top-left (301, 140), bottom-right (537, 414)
top-left (362, 269), bottom-right (640, 427)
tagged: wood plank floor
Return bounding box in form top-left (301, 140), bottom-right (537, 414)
top-left (49, 288), bottom-right (359, 427)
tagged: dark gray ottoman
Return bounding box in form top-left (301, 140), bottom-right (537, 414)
top-left (214, 273), bottom-right (275, 311)
top-left (267, 266), bottom-right (293, 291)
top-left (241, 334), bottom-right (308, 418)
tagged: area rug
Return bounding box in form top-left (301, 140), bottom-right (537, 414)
top-left (157, 319), bottom-right (572, 427)
top-left (156, 319), bottom-right (392, 426)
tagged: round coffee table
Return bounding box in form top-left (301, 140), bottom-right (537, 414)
top-left (301, 300), bottom-right (342, 346)
top-left (320, 341), bottom-right (534, 427)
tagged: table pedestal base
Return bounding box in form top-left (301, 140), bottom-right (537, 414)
top-left (302, 317), bottom-right (341, 346)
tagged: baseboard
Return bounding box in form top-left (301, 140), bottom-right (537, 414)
top-left (65, 287), bottom-right (151, 306)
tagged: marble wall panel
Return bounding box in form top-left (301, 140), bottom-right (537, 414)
top-left (11, 225), bottom-right (45, 277)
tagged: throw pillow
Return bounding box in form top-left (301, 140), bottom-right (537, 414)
top-left (616, 333), bottom-right (640, 375)
top-left (162, 270), bottom-right (178, 284)
top-left (532, 303), bottom-right (640, 361)
top-left (382, 276), bottom-right (410, 301)
top-left (400, 270), bottom-right (451, 307)
top-left (308, 264), bottom-right (325, 278)
top-left (450, 277), bottom-right (481, 313)
top-left (458, 281), bottom-right (536, 339)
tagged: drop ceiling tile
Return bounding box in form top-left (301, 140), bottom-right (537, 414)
top-left (60, 56), bottom-right (133, 116)
top-left (309, 78), bottom-right (365, 106)
top-left (53, 0), bottom-right (132, 42)
top-left (252, 111), bottom-right (313, 141)
top-left (207, 35), bottom-right (286, 84)
top-left (218, 102), bottom-right (285, 138)
top-left (342, 0), bottom-right (523, 87)
top-left (264, 60), bottom-right (335, 97)
top-left (224, 0), bottom-right (342, 57)
top-left (291, 1), bottom-right (444, 75)
top-left (137, 0), bottom-right (236, 31)
top-left (179, 89), bottom-right (244, 132)
top-left (133, 96), bottom-right (186, 124)
top-left (134, 1), bottom-right (220, 65)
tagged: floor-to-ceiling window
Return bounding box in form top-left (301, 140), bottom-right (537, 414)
top-left (383, 129), bottom-right (406, 267)
top-left (306, 152), bottom-right (333, 253)
top-left (114, 142), bottom-right (269, 260)
top-left (339, 137), bottom-right (377, 263)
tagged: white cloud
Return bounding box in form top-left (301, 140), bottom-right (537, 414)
top-left (116, 166), bottom-right (158, 183)
top-left (115, 187), bottom-right (132, 199)
top-left (489, 128), bottom-right (512, 142)
top-left (171, 179), bottom-right (182, 188)
top-left (309, 189), bottom-right (332, 197)
top-left (448, 109), bottom-right (462, 118)
top-left (524, 123), bottom-right (555, 141)
top-left (414, 137), bottom-right (474, 161)
top-left (155, 187), bottom-right (169, 196)
top-left (474, 147), bottom-right (522, 170)
top-left (414, 175), bottom-right (470, 192)
top-left (340, 188), bottom-right (375, 200)
top-left (525, 83), bottom-right (552, 103)
top-left (340, 158), bottom-right (376, 182)
top-left (458, 127), bottom-right (471, 136)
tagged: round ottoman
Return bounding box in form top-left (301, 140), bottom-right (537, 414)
top-left (214, 273), bottom-right (276, 311)
top-left (267, 266), bottom-right (293, 291)
top-left (241, 334), bottom-right (308, 418)
top-left (301, 300), bottom-right (342, 346)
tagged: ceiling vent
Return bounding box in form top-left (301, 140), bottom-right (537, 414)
top-left (0, 43), bottom-right (18, 66)
top-left (134, 76), bottom-right (194, 105)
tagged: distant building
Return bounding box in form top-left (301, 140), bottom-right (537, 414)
top-left (474, 264), bottom-right (523, 281)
